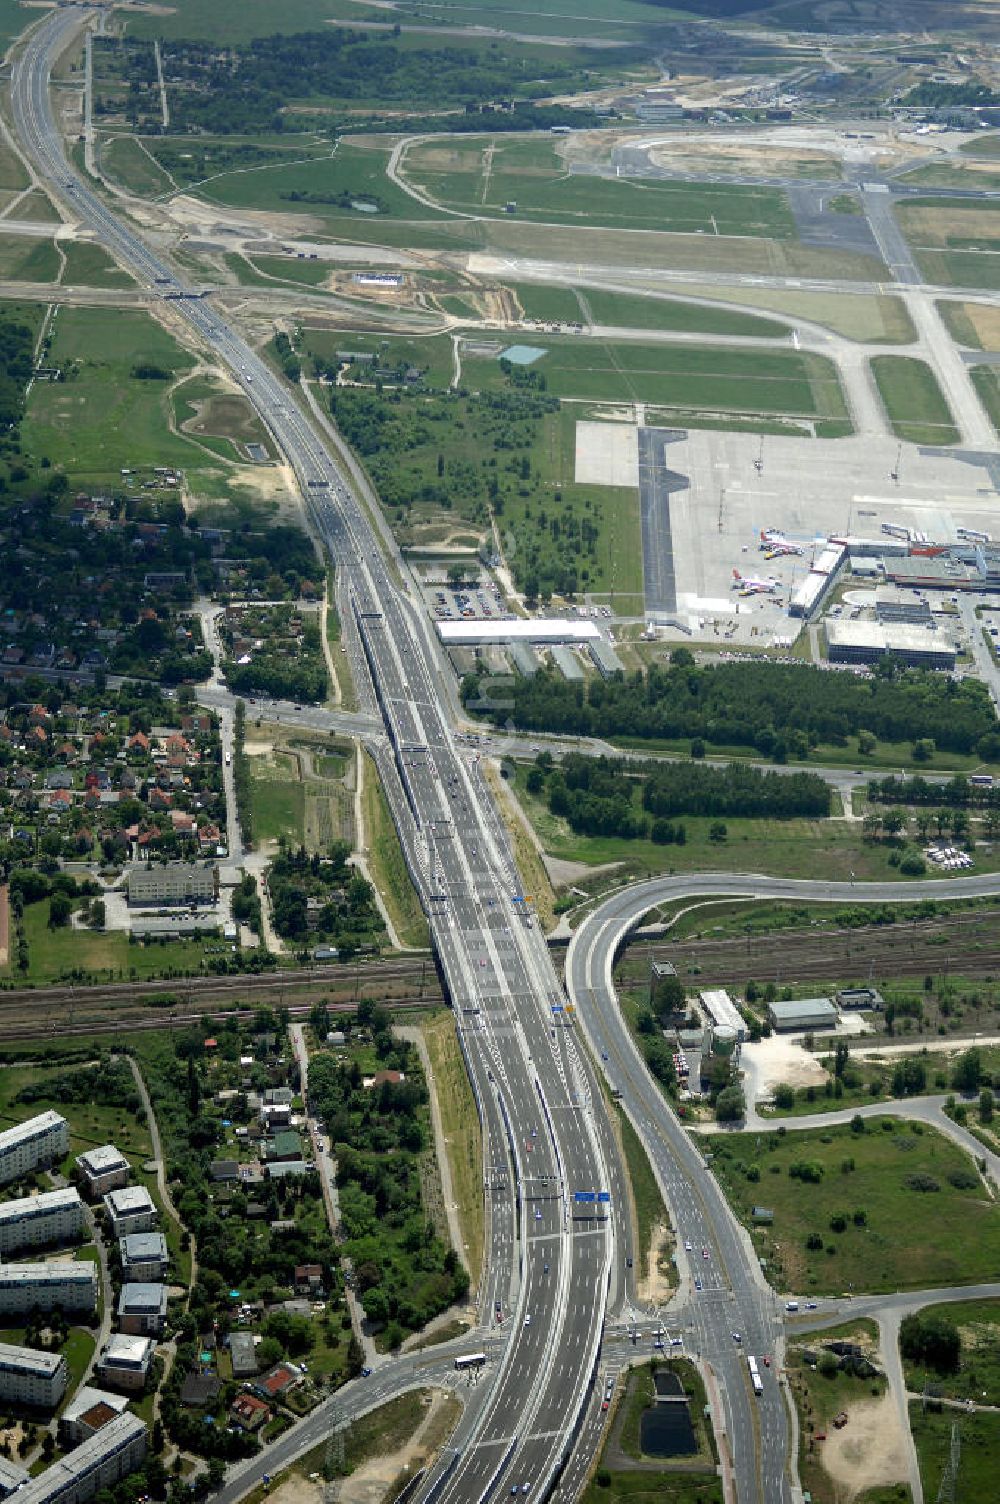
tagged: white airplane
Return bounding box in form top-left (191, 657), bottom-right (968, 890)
top-left (759, 529), bottom-right (804, 557)
top-left (732, 569), bottom-right (779, 596)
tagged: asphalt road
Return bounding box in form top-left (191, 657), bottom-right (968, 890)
top-left (10, 10), bottom-right (629, 1503)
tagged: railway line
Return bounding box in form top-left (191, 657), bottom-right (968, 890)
top-left (639, 907), bottom-right (1000, 991)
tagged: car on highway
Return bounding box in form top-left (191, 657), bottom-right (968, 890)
top-left (524, 1314), bottom-right (531, 1326)
top-left (684, 1240), bottom-right (692, 1251)
top-left (702, 1248), bottom-right (709, 1259)
top-left (694, 1278), bottom-right (701, 1291)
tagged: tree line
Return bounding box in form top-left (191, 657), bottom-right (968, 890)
top-left (866, 773), bottom-right (1000, 808)
top-left (466, 657), bottom-right (998, 758)
top-left (528, 750), bottom-right (829, 842)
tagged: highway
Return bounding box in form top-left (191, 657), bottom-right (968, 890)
top-left (10, 10), bottom-right (628, 1504)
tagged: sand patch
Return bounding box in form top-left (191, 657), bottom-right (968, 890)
top-left (742, 1035), bottom-right (828, 1096)
top-left (267, 1476), bottom-right (322, 1504)
top-left (636, 1218), bottom-right (674, 1305)
top-left (961, 302), bottom-right (1000, 352)
top-left (819, 1388), bottom-right (908, 1499)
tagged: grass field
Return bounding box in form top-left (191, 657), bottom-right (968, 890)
top-left (0, 898), bottom-right (234, 985)
top-left (248, 750), bottom-right (306, 845)
top-left (936, 301), bottom-right (1000, 350)
top-left (616, 1105), bottom-right (672, 1290)
top-left (361, 752), bottom-right (430, 949)
top-left (302, 326), bottom-right (456, 390)
top-left (577, 287), bottom-right (789, 339)
top-left (911, 1403), bottom-right (1000, 1504)
top-left (421, 1012), bottom-right (484, 1283)
top-left (60, 240), bottom-right (134, 287)
top-left (404, 139), bottom-right (796, 238)
top-left (100, 135), bottom-right (176, 197)
top-left (708, 1119), bottom-right (1000, 1294)
top-left (632, 284), bottom-right (914, 344)
top-left (869, 356), bottom-right (960, 446)
top-left (509, 764), bottom-right (963, 886)
top-left (0, 140), bottom-right (28, 193)
top-left (971, 365), bottom-right (1000, 437)
top-left (897, 200), bottom-right (1000, 291)
top-left (0, 234), bottom-right (59, 282)
top-left (463, 339), bottom-right (849, 426)
top-left (511, 282), bottom-right (586, 324)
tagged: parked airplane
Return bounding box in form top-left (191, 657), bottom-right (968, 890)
top-left (732, 569), bottom-right (779, 595)
top-left (759, 529), bottom-right (804, 556)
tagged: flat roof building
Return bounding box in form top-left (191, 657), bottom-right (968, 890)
top-left (0, 1263), bottom-right (97, 1317)
top-left (126, 862), bottom-right (218, 907)
top-left (228, 1330), bottom-right (259, 1379)
top-left (119, 1232), bottom-right (168, 1283)
top-left (117, 1283), bottom-right (167, 1337)
top-left (550, 645), bottom-right (585, 681)
top-left (437, 618), bottom-right (600, 646)
top-left (0, 1111), bottom-right (68, 1187)
top-left (589, 639), bottom-right (624, 678)
top-left (12, 1411), bottom-right (146, 1504)
top-left (825, 619), bottom-right (956, 670)
top-left (59, 1386), bottom-right (130, 1445)
top-left (0, 1187), bottom-right (84, 1257)
top-left (509, 641), bottom-right (540, 677)
top-left (104, 1186), bottom-right (156, 1239)
top-left (76, 1145), bottom-right (130, 1198)
top-left (699, 990), bottom-right (746, 1042)
top-left (768, 997), bottom-right (838, 1032)
top-left (0, 1457), bottom-right (29, 1499)
top-left (96, 1335), bottom-right (156, 1393)
top-left (0, 1342), bottom-right (67, 1409)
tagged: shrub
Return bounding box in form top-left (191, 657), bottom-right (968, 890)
top-left (904, 1172), bottom-right (940, 1193)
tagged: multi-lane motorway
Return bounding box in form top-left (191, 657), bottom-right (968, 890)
top-left (10, 10), bottom-right (629, 1504)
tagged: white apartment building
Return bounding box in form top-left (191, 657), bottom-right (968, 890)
top-left (75, 1145), bottom-right (130, 1198)
top-left (0, 1111), bottom-right (68, 1187)
top-left (119, 1232), bottom-right (168, 1283)
top-left (0, 1188), bottom-right (84, 1256)
top-left (0, 1263), bottom-right (97, 1316)
top-left (11, 1412), bottom-right (146, 1504)
top-left (0, 1455), bottom-right (29, 1498)
top-left (0, 1342), bottom-right (67, 1409)
top-left (95, 1335), bottom-right (155, 1393)
top-left (103, 1186), bottom-right (156, 1238)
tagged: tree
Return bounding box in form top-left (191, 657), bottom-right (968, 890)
top-left (882, 807), bottom-right (906, 838)
top-left (715, 1085), bottom-right (745, 1123)
top-left (773, 1084), bottom-right (795, 1111)
top-left (899, 1311), bottom-right (960, 1373)
top-left (48, 892), bottom-right (72, 928)
top-left (953, 1048), bottom-right (983, 1094)
top-left (980, 1088), bottom-right (994, 1124)
top-left (858, 729), bottom-right (877, 756)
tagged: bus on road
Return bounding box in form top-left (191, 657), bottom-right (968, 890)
top-left (455, 1353), bottom-right (487, 1371)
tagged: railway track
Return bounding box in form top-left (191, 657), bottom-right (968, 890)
top-left (639, 908), bottom-right (1000, 990)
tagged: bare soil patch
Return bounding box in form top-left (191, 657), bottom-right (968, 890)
top-left (819, 1388), bottom-right (908, 1499)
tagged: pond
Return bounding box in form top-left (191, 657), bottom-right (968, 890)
top-left (640, 1402), bottom-right (697, 1458)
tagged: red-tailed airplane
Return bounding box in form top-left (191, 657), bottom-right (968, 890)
top-left (732, 569), bottom-right (779, 595)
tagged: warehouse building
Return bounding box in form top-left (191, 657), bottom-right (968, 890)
top-left (508, 641), bottom-right (540, 677)
top-left (119, 1232), bottom-right (168, 1283)
top-left (0, 1264), bottom-right (97, 1317)
top-left (59, 1386), bottom-right (130, 1445)
top-left (76, 1145), bottom-right (130, 1198)
top-left (825, 620), bottom-right (956, 670)
top-left (0, 1111), bottom-right (68, 1187)
top-left (104, 1186), bottom-right (156, 1238)
top-left (550, 645), bottom-right (585, 681)
top-left (589, 639), bottom-right (625, 678)
top-left (0, 1342), bottom-right (67, 1409)
top-left (768, 997), bottom-right (838, 1032)
top-left (95, 1335), bottom-right (156, 1393)
top-left (698, 990), bottom-right (747, 1042)
top-left (12, 1411), bottom-right (146, 1504)
top-left (126, 862), bottom-right (218, 907)
top-left (437, 618), bottom-right (601, 647)
top-left (117, 1283), bottom-right (167, 1337)
top-left (0, 1188), bottom-right (84, 1256)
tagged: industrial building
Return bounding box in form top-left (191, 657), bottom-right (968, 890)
top-left (117, 1283), bottom-right (167, 1337)
top-left (768, 997), bottom-right (838, 1032)
top-left (59, 1386), bottom-right (130, 1445)
top-left (0, 1342), bottom-right (67, 1409)
top-left (550, 645), bottom-right (585, 681)
top-left (0, 1111), bottom-right (68, 1187)
top-left (11, 1412), bottom-right (146, 1504)
top-left (126, 862), bottom-right (218, 907)
top-left (0, 1187), bottom-right (84, 1256)
top-left (789, 543), bottom-right (846, 618)
top-left (836, 986), bottom-right (884, 1011)
top-left (76, 1145), bottom-right (131, 1198)
top-left (589, 639), bottom-right (625, 677)
top-left (119, 1232), bottom-right (168, 1283)
top-left (103, 1186), bottom-right (156, 1238)
top-left (437, 618), bottom-right (601, 647)
top-left (825, 620), bottom-right (956, 670)
top-left (95, 1335), bottom-right (156, 1393)
top-left (698, 990), bottom-right (747, 1043)
top-left (0, 1264), bottom-right (97, 1317)
top-left (509, 641), bottom-right (540, 677)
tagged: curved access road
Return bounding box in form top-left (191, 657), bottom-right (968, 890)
top-left (565, 870), bottom-right (1000, 1504)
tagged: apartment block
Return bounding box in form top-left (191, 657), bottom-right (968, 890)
top-left (95, 1335), bottom-right (155, 1393)
top-left (0, 1263), bottom-right (97, 1317)
top-left (103, 1186), bottom-right (156, 1238)
top-left (0, 1111), bottom-right (68, 1187)
top-left (0, 1188), bottom-right (84, 1256)
top-left (119, 1232), bottom-right (168, 1283)
top-left (75, 1145), bottom-right (130, 1198)
top-left (12, 1412), bottom-right (146, 1504)
top-left (0, 1342), bottom-right (67, 1409)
